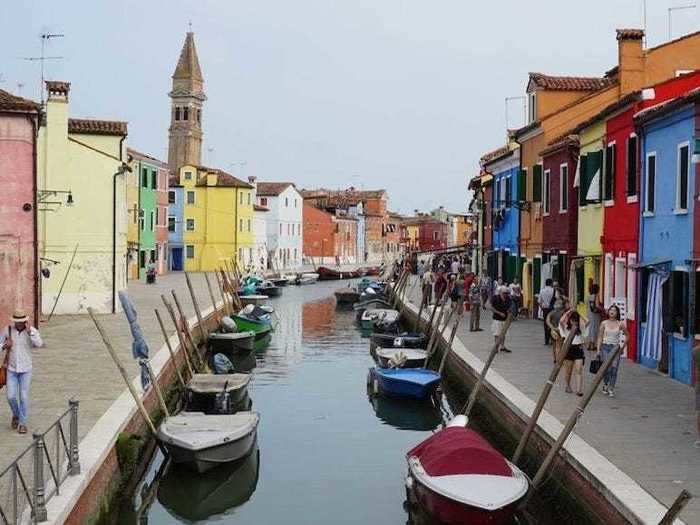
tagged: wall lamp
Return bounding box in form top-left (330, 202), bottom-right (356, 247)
top-left (38, 189), bottom-right (74, 210)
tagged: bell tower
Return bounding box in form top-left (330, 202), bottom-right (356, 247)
top-left (168, 31), bottom-right (206, 171)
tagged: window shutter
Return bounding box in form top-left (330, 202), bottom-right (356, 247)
top-left (533, 165), bottom-right (542, 202)
top-left (517, 169), bottom-right (526, 201)
top-left (588, 150), bottom-right (604, 204)
top-left (578, 155), bottom-right (588, 206)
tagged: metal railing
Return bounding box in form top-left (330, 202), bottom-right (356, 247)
top-left (0, 399), bottom-right (80, 524)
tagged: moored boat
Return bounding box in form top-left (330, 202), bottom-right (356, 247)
top-left (270, 277), bottom-right (288, 287)
top-left (233, 315), bottom-right (272, 339)
top-left (255, 280), bottom-right (282, 297)
top-left (208, 331), bottom-right (256, 354)
top-left (295, 272), bottom-right (319, 285)
top-left (334, 287), bottom-right (361, 305)
top-left (317, 266), bottom-right (361, 280)
top-left (370, 332), bottom-right (428, 349)
top-left (157, 412), bottom-right (260, 473)
top-left (373, 347), bottom-right (427, 368)
top-left (405, 417), bottom-right (529, 525)
top-left (360, 308), bottom-right (399, 331)
top-left (239, 295), bottom-right (269, 307)
top-left (185, 374), bottom-right (252, 414)
top-left (367, 367), bottom-right (441, 400)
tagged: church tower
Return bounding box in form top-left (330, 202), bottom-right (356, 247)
top-left (168, 31), bottom-right (206, 171)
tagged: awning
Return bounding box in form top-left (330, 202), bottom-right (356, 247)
top-left (628, 258), bottom-right (671, 270)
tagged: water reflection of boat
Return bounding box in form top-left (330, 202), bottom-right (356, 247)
top-left (158, 444), bottom-right (260, 522)
top-left (369, 395), bottom-right (442, 431)
top-left (229, 350), bottom-right (258, 373)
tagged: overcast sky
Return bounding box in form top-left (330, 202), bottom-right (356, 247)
top-left (3, 1), bottom-right (698, 214)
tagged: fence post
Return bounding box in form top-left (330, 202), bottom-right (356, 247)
top-left (32, 433), bottom-right (48, 522)
top-left (68, 399), bottom-right (81, 476)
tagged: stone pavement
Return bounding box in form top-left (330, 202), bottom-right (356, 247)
top-left (0, 272), bottom-right (218, 474)
top-left (404, 276), bottom-right (700, 523)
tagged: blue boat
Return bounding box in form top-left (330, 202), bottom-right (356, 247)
top-left (368, 368), bottom-right (441, 400)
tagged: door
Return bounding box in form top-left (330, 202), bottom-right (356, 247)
top-left (171, 248), bottom-right (183, 271)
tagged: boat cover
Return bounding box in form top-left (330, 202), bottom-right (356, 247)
top-left (374, 368), bottom-right (440, 386)
top-left (209, 331), bottom-right (255, 341)
top-left (407, 427), bottom-right (511, 477)
top-left (376, 348), bottom-right (427, 362)
top-left (188, 374), bottom-right (251, 394)
top-left (159, 412), bottom-right (259, 451)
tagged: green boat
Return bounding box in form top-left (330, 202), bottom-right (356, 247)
top-left (233, 315), bottom-right (272, 340)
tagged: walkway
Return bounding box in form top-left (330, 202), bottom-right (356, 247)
top-left (0, 273), bottom-right (217, 473)
top-left (404, 277), bottom-right (699, 523)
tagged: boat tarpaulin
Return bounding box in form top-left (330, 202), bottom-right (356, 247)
top-left (407, 427), bottom-right (511, 477)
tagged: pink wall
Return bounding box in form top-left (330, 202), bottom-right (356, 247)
top-left (156, 166), bottom-right (169, 274)
top-left (0, 113), bottom-right (37, 325)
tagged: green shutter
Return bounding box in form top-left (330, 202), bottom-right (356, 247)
top-left (533, 257), bottom-right (541, 294)
top-left (578, 155), bottom-right (588, 206)
top-left (533, 165), bottom-right (542, 202)
top-left (585, 150), bottom-right (603, 204)
top-left (506, 255), bottom-right (517, 282)
top-left (517, 169), bottom-right (526, 201)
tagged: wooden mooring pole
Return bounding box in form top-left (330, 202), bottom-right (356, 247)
top-left (423, 300), bottom-right (455, 368)
top-left (214, 270), bottom-right (231, 316)
top-left (437, 306), bottom-right (465, 374)
top-left (154, 308), bottom-right (188, 387)
top-left (170, 291), bottom-right (204, 370)
top-left (204, 273), bottom-right (222, 324)
top-left (659, 489), bottom-right (692, 524)
top-left (160, 295), bottom-right (195, 376)
top-left (184, 272), bottom-right (208, 342)
top-left (141, 359), bottom-right (170, 418)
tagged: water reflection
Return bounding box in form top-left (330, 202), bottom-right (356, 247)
top-left (158, 444), bottom-right (260, 522)
top-left (302, 297), bottom-right (336, 336)
top-left (368, 394), bottom-right (443, 431)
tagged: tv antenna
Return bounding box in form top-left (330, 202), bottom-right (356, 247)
top-left (21, 32), bottom-right (65, 105)
top-left (668, 3), bottom-right (696, 40)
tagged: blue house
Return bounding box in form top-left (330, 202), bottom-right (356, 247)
top-left (635, 93), bottom-right (697, 385)
top-left (481, 145), bottom-right (520, 282)
top-left (167, 181), bottom-right (184, 271)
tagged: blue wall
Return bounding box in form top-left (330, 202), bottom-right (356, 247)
top-left (638, 104), bottom-right (694, 384)
top-left (492, 165), bottom-right (520, 254)
top-left (168, 186), bottom-right (184, 270)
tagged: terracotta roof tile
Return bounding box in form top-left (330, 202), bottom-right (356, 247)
top-left (194, 168), bottom-right (253, 188)
top-left (127, 148), bottom-right (169, 168)
top-left (529, 72), bottom-right (615, 92)
top-left (540, 135), bottom-right (580, 157)
top-left (0, 89), bottom-right (40, 112)
top-left (256, 182), bottom-right (295, 196)
top-left (68, 118), bottom-right (127, 136)
top-left (479, 145), bottom-right (513, 165)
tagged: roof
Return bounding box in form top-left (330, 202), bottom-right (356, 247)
top-left (540, 135), bottom-right (580, 157)
top-left (253, 204), bottom-right (269, 212)
top-left (301, 188), bottom-right (387, 203)
top-left (634, 87), bottom-right (700, 125)
top-left (173, 32), bottom-right (203, 82)
top-left (511, 120), bottom-right (541, 140)
top-left (616, 28), bottom-right (644, 41)
top-left (480, 145), bottom-right (513, 166)
top-left (256, 182), bottom-right (295, 196)
top-left (128, 148), bottom-right (169, 168)
top-left (528, 72), bottom-right (615, 92)
top-left (401, 215), bottom-right (445, 226)
top-left (0, 89), bottom-right (40, 112)
top-left (68, 118), bottom-right (127, 136)
top-left (193, 167), bottom-right (253, 188)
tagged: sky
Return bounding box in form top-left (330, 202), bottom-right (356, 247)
top-left (2, 1), bottom-right (698, 214)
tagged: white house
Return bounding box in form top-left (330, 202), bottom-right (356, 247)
top-left (253, 203), bottom-right (270, 271)
top-left (255, 181), bottom-right (303, 270)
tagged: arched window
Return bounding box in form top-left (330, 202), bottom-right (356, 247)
top-left (197, 109), bottom-right (201, 122)
top-left (175, 107), bottom-right (180, 121)
top-left (183, 107), bottom-right (189, 121)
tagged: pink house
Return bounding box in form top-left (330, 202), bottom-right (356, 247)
top-left (0, 90), bottom-right (41, 325)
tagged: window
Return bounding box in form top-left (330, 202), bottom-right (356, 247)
top-left (260, 197), bottom-right (268, 206)
top-left (151, 170), bottom-right (157, 190)
top-left (518, 168), bottom-right (527, 201)
top-left (139, 250), bottom-right (146, 269)
top-left (183, 107), bottom-right (189, 121)
top-left (168, 216), bottom-right (176, 232)
top-left (671, 270), bottom-right (689, 336)
top-left (247, 192), bottom-right (251, 205)
top-left (150, 249), bottom-right (156, 263)
top-left (604, 142), bottom-right (615, 202)
top-left (287, 224), bottom-right (291, 235)
top-left (640, 269), bottom-right (649, 323)
top-left (295, 199), bottom-right (298, 208)
top-left (186, 245), bottom-right (194, 259)
top-left (614, 258), bottom-right (625, 299)
top-left (604, 253), bottom-right (614, 308)
top-left (543, 169), bottom-right (551, 215)
top-left (175, 107), bottom-right (180, 121)
top-left (186, 191), bottom-right (195, 204)
top-left (505, 177), bottom-right (512, 207)
top-left (247, 219), bottom-right (251, 232)
top-left (168, 191), bottom-right (176, 204)
top-left (239, 192), bottom-right (243, 205)
top-left (532, 164), bottom-right (542, 202)
top-left (197, 109), bottom-right (201, 122)
top-left (139, 209), bottom-right (144, 231)
top-left (239, 219), bottom-right (243, 232)
top-left (676, 143), bottom-right (690, 212)
top-left (186, 218), bottom-right (195, 231)
top-left (645, 153), bottom-right (656, 213)
top-left (279, 224), bottom-right (283, 235)
top-left (184, 171), bottom-right (192, 181)
top-left (627, 135), bottom-right (637, 197)
top-left (627, 253), bottom-right (636, 321)
top-left (528, 92), bottom-right (537, 123)
top-left (155, 207), bottom-right (160, 226)
top-left (578, 155), bottom-right (588, 206)
top-left (141, 168), bottom-right (148, 188)
top-left (560, 164), bottom-right (569, 212)
top-left (285, 197), bottom-right (289, 207)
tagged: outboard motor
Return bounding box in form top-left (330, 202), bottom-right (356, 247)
top-left (214, 383), bottom-right (231, 414)
top-left (220, 316), bottom-right (238, 333)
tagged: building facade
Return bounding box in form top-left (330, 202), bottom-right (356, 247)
top-left (255, 181), bottom-right (303, 270)
top-left (167, 178), bottom-right (184, 271)
top-left (0, 90), bottom-right (40, 325)
top-left (253, 203), bottom-right (269, 271)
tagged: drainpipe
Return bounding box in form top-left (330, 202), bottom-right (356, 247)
top-left (112, 135), bottom-right (126, 314)
top-left (30, 110), bottom-right (40, 326)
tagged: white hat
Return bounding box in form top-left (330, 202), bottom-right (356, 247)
top-left (11, 309), bottom-right (28, 323)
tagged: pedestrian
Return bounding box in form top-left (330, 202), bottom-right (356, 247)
top-left (538, 279), bottom-right (556, 345)
top-left (434, 269), bottom-right (448, 303)
top-left (0, 310), bottom-right (43, 434)
top-left (417, 259), bottom-right (426, 278)
top-left (596, 305), bottom-right (628, 398)
top-left (509, 279), bottom-right (522, 320)
top-left (469, 279), bottom-right (483, 331)
top-left (694, 344), bottom-right (700, 448)
top-left (558, 309), bottom-right (589, 396)
top-left (587, 284), bottom-right (603, 350)
top-left (546, 298), bottom-right (567, 363)
top-left (421, 266), bottom-right (434, 305)
top-left (490, 285), bottom-right (512, 353)
top-left (450, 257), bottom-right (460, 276)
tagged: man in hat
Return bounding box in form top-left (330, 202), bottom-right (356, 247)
top-left (0, 309), bottom-right (43, 434)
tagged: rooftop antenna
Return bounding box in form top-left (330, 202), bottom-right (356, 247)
top-left (21, 32), bottom-right (65, 105)
top-left (642, 0), bottom-right (647, 46)
top-left (668, 3), bottom-right (696, 40)
top-left (505, 96), bottom-right (527, 130)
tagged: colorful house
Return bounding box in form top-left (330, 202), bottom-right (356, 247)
top-left (179, 164), bottom-right (254, 272)
top-left (0, 90), bottom-right (41, 325)
top-left (254, 180), bottom-right (303, 270)
top-left (38, 81), bottom-right (129, 314)
top-left (635, 90), bottom-right (699, 385)
top-left (167, 176), bottom-right (184, 271)
top-left (253, 203), bottom-right (270, 271)
top-left (125, 154), bottom-right (140, 281)
top-left (302, 203), bottom-right (357, 264)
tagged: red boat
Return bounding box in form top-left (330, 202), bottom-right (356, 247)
top-left (316, 266), bottom-right (361, 280)
top-left (359, 265), bottom-right (381, 276)
top-left (406, 417), bottom-right (529, 525)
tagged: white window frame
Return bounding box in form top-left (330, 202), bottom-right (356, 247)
top-left (186, 218), bottom-right (195, 231)
top-left (186, 245), bottom-right (195, 259)
top-left (626, 133), bottom-right (638, 203)
top-left (675, 141), bottom-right (690, 214)
top-left (559, 163), bottom-right (568, 213)
top-left (604, 141), bottom-right (616, 206)
top-left (543, 169), bottom-right (551, 216)
top-left (604, 252), bottom-right (614, 309)
top-left (186, 191), bottom-right (195, 205)
top-left (626, 253), bottom-right (636, 321)
top-left (614, 257), bottom-right (626, 299)
top-left (168, 190), bottom-right (176, 204)
top-left (644, 152), bottom-right (656, 216)
top-left (528, 92), bottom-right (537, 123)
top-left (168, 215), bottom-right (177, 233)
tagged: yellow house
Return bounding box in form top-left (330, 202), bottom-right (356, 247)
top-left (126, 154), bottom-right (140, 281)
top-left (38, 81), bottom-right (129, 314)
top-left (405, 223), bottom-right (419, 251)
top-left (576, 120), bottom-right (606, 315)
top-left (180, 164), bottom-right (254, 271)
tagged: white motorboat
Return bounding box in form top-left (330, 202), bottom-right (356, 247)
top-left (158, 412), bottom-right (260, 473)
top-left (296, 272), bottom-right (319, 285)
top-left (185, 374), bottom-right (252, 414)
top-left (360, 308), bottom-right (399, 330)
top-left (239, 295), bottom-right (269, 307)
top-left (374, 347), bottom-right (428, 368)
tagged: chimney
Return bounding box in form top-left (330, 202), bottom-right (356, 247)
top-left (44, 81), bottom-right (70, 188)
top-left (616, 29), bottom-right (645, 96)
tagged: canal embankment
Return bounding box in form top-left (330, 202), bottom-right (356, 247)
top-left (398, 275), bottom-right (695, 524)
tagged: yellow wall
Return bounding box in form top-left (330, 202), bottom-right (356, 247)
top-left (126, 158), bottom-right (139, 280)
top-left (235, 186), bottom-right (255, 267)
top-left (38, 97), bottom-right (127, 314)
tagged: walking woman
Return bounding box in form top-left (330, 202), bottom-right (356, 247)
top-left (546, 298), bottom-right (567, 363)
top-left (559, 309), bottom-right (589, 396)
top-left (596, 305), bottom-right (628, 398)
top-left (587, 283), bottom-right (603, 350)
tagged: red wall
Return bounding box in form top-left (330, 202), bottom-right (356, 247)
top-left (542, 146), bottom-right (579, 255)
top-left (303, 204), bottom-right (334, 257)
top-left (418, 221), bottom-right (449, 251)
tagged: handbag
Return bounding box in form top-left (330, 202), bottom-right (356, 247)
top-left (0, 327), bottom-right (11, 390)
top-left (589, 355), bottom-right (602, 374)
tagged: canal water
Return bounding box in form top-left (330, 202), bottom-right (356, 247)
top-left (116, 280), bottom-right (565, 524)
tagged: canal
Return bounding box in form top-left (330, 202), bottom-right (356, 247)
top-left (115, 279), bottom-right (570, 524)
